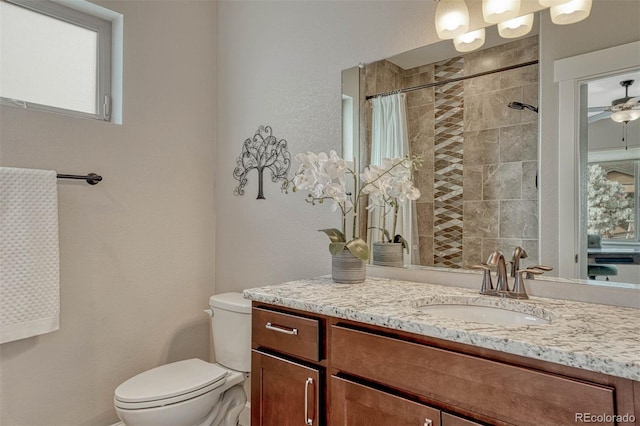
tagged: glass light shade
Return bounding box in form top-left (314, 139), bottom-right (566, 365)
top-left (550, 0), bottom-right (592, 25)
top-left (482, 0), bottom-right (521, 24)
top-left (435, 0), bottom-right (470, 40)
top-left (498, 13), bottom-right (534, 38)
top-left (453, 28), bottom-right (486, 53)
top-left (611, 109), bottom-right (640, 123)
top-left (539, 0), bottom-right (571, 6)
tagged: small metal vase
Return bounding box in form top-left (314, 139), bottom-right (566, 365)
top-left (331, 249), bottom-right (366, 283)
top-left (372, 242), bottom-right (404, 268)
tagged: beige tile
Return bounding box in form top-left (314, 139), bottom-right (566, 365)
top-left (463, 237), bottom-right (483, 267)
top-left (414, 166), bottom-right (434, 201)
top-left (464, 128), bottom-right (499, 165)
top-left (463, 200), bottom-right (499, 238)
top-left (501, 64), bottom-right (538, 90)
top-left (481, 87), bottom-right (523, 129)
top-left (406, 86), bottom-right (434, 107)
top-left (463, 165), bottom-right (483, 201)
top-left (522, 161), bottom-right (538, 201)
top-left (499, 199), bottom-right (538, 239)
top-left (499, 122), bottom-right (538, 163)
top-left (411, 135), bottom-right (434, 166)
top-left (483, 163), bottom-right (522, 200)
top-left (464, 74), bottom-right (501, 96)
top-left (463, 94), bottom-right (483, 132)
top-left (416, 202), bottom-right (434, 237)
top-left (419, 236), bottom-right (434, 266)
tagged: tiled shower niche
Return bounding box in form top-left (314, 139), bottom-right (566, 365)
top-left (362, 36), bottom-right (539, 268)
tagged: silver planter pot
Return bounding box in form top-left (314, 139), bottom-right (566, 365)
top-left (331, 249), bottom-right (366, 283)
top-left (372, 242), bottom-right (404, 268)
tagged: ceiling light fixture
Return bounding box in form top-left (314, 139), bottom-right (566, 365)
top-left (482, 0), bottom-right (521, 24)
top-left (497, 13), bottom-right (534, 38)
top-left (549, 0), bottom-right (592, 25)
top-left (454, 28), bottom-right (486, 52)
top-left (435, 0), bottom-right (470, 40)
top-left (611, 109), bottom-right (640, 123)
top-left (538, 0), bottom-right (572, 6)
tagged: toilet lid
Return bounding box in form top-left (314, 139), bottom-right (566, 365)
top-left (115, 359), bottom-right (228, 404)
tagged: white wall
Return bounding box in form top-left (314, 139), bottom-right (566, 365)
top-left (0, 1), bottom-right (216, 425)
top-left (214, 1), bottom-right (437, 293)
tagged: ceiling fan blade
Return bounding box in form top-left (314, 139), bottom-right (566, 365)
top-left (588, 111), bottom-right (611, 124)
top-left (588, 106), bottom-right (608, 112)
top-left (622, 96), bottom-right (640, 108)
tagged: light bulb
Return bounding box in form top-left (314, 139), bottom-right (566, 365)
top-left (453, 28), bottom-right (486, 53)
top-left (482, 0), bottom-right (521, 24)
top-left (611, 110), bottom-right (640, 123)
top-left (550, 0), bottom-right (592, 25)
top-left (498, 13), bottom-right (534, 38)
top-left (435, 0), bottom-right (470, 40)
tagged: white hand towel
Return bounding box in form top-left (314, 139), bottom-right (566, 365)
top-left (0, 167), bottom-right (60, 344)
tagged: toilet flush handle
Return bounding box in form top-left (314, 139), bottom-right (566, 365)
top-left (204, 309), bottom-right (213, 317)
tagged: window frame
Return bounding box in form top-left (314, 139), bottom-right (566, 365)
top-left (589, 159), bottom-right (640, 245)
top-left (0, 0), bottom-right (113, 121)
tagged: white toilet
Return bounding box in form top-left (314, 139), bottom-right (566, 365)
top-left (113, 292), bottom-right (251, 426)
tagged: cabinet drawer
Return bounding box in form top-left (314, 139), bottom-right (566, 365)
top-left (331, 376), bottom-right (441, 426)
top-left (252, 307), bottom-right (320, 362)
top-left (331, 325), bottom-right (616, 426)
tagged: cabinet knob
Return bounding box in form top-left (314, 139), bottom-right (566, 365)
top-left (423, 419), bottom-right (433, 426)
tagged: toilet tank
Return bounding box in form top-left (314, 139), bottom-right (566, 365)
top-left (208, 292), bottom-right (251, 373)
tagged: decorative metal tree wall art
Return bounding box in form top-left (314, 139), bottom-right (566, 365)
top-left (233, 125), bottom-right (291, 199)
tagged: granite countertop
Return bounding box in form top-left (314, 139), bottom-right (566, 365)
top-left (243, 276), bottom-right (640, 381)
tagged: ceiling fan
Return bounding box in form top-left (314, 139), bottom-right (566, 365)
top-left (588, 79), bottom-right (640, 124)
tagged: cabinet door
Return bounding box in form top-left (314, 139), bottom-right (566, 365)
top-left (330, 376), bottom-right (441, 426)
top-left (251, 350), bottom-right (320, 426)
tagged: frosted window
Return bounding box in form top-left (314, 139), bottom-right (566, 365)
top-left (0, 1), bottom-right (99, 115)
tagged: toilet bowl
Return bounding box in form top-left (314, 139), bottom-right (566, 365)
top-left (113, 293), bottom-right (251, 426)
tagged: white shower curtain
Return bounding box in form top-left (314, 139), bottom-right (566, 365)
top-left (369, 93), bottom-right (420, 265)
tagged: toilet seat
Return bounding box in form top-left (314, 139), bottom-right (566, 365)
top-left (114, 359), bottom-right (228, 410)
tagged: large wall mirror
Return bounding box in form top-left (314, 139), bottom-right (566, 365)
top-left (343, 9), bottom-right (640, 288)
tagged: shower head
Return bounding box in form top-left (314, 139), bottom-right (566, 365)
top-left (508, 101), bottom-right (538, 113)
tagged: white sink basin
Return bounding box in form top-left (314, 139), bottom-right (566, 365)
top-left (417, 304), bottom-right (551, 326)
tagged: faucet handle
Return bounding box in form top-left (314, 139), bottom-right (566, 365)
top-left (510, 268), bottom-right (543, 299)
top-left (470, 264), bottom-right (496, 295)
top-left (526, 265), bottom-right (553, 279)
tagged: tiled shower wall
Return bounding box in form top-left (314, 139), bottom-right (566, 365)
top-left (363, 36), bottom-right (539, 268)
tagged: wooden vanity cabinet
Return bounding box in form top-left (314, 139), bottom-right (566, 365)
top-left (251, 303), bottom-right (638, 426)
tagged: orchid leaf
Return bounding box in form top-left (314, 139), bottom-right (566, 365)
top-left (329, 242), bottom-right (346, 256)
top-left (319, 228), bottom-right (346, 243)
top-left (394, 235), bottom-right (409, 252)
top-left (346, 238), bottom-right (370, 261)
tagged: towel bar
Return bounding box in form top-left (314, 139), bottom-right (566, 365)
top-left (56, 173), bottom-right (102, 185)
